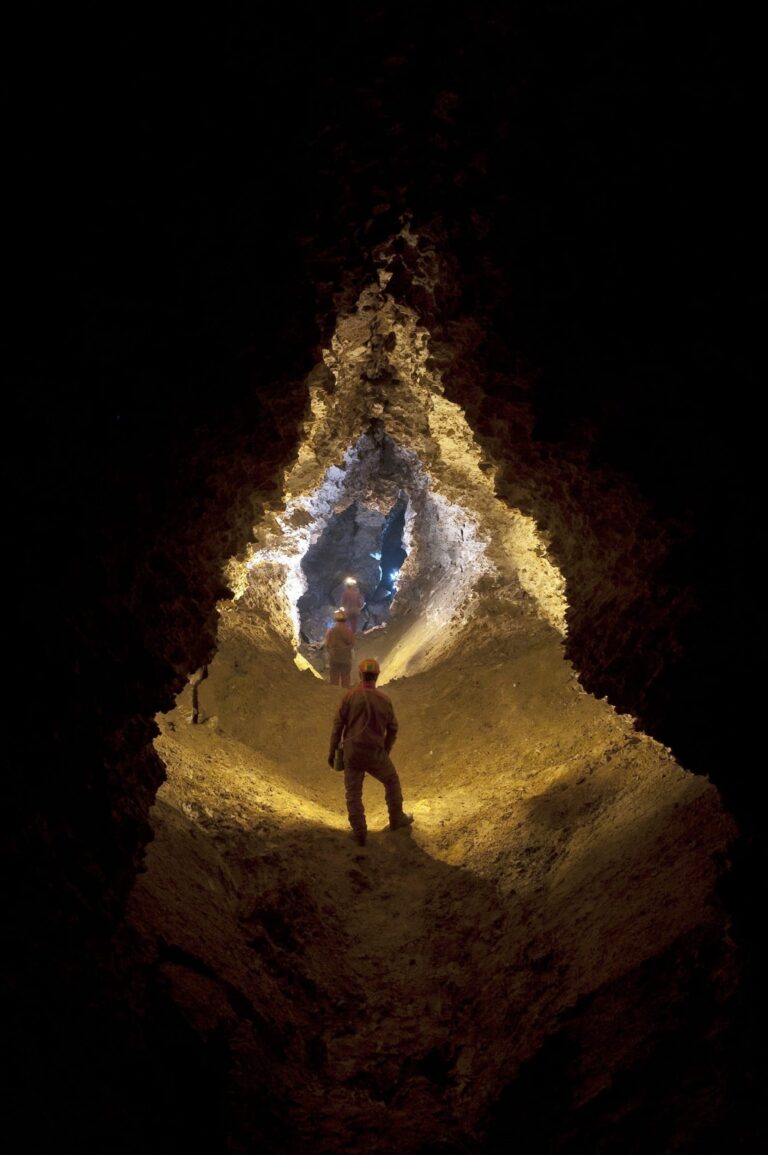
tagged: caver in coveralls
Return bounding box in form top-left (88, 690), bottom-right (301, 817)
top-left (324, 609), bottom-right (355, 686)
top-left (340, 579), bottom-right (365, 634)
top-left (328, 658), bottom-right (413, 846)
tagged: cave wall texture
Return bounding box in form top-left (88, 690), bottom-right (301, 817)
top-left (6, 4), bottom-right (762, 1151)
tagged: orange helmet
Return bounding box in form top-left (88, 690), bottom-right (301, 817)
top-left (358, 658), bottom-right (380, 675)
top-left (333, 609), bottom-right (347, 620)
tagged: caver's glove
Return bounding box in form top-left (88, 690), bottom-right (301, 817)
top-left (328, 754), bottom-right (335, 769)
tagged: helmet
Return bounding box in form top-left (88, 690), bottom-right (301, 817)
top-left (358, 658), bottom-right (380, 675)
top-left (333, 609), bottom-right (347, 621)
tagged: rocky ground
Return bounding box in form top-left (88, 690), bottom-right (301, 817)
top-left (127, 597), bottom-right (738, 1153)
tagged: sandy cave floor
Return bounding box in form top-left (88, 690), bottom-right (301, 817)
top-left (127, 604), bottom-right (738, 1152)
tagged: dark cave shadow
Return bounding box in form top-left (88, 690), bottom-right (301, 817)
top-left (134, 750), bottom-right (744, 1154)
top-left (134, 795), bottom-right (538, 1150)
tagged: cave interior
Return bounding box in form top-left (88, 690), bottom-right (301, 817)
top-left (6, 6), bottom-right (763, 1154)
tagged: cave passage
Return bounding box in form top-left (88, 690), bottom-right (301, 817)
top-left (379, 491), bottom-right (408, 594)
top-left (128, 267), bottom-right (739, 1153)
top-left (296, 491), bottom-right (409, 654)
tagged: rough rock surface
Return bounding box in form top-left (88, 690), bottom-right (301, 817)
top-left (132, 614), bottom-right (737, 1152)
top-left (127, 271), bottom-right (741, 1151)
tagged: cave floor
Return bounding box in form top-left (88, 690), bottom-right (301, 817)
top-left (128, 609), bottom-right (737, 1152)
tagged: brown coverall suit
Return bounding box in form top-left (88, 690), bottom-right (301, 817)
top-left (324, 622), bottom-right (355, 687)
top-left (340, 585), bottom-right (365, 634)
top-left (329, 683), bottom-right (405, 837)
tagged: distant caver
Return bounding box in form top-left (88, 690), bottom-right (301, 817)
top-left (324, 608), bottom-right (355, 687)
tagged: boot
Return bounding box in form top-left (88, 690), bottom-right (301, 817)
top-left (389, 813), bottom-right (414, 831)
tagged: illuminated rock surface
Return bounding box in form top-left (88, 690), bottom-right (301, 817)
top-left (127, 277), bottom-right (739, 1151)
top-left (131, 624), bottom-right (736, 1151)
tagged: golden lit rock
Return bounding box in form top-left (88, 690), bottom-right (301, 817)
top-left (127, 252), bottom-right (739, 1151)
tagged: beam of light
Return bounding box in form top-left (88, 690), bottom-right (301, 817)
top-left (293, 651), bottom-right (324, 677)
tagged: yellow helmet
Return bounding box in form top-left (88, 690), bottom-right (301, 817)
top-left (333, 609), bottom-right (347, 621)
top-left (358, 658), bottom-right (380, 675)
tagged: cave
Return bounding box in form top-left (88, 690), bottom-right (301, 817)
top-left (295, 484), bottom-right (409, 653)
top-left (7, 7), bottom-right (762, 1155)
